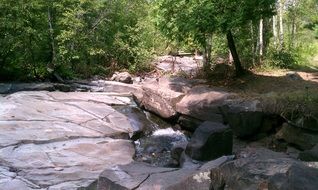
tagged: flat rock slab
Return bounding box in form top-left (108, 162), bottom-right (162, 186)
top-left (97, 156), bottom-right (234, 190)
top-left (0, 91), bottom-right (136, 189)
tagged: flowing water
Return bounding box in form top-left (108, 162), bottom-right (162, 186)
top-left (114, 104), bottom-right (189, 167)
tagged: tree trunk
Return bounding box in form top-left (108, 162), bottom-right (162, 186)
top-left (251, 22), bottom-right (256, 66)
top-left (278, 0), bottom-right (284, 50)
top-left (226, 30), bottom-right (244, 76)
top-left (259, 18), bottom-right (264, 63)
top-left (203, 34), bottom-right (212, 70)
top-left (47, 2), bottom-right (56, 73)
top-left (273, 15), bottom-right (278, 48)
top-left (290, 0), bottom-right (297, 48)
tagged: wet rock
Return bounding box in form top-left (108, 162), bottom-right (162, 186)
top-left (170, 142), bottom-right (188, 167)
top-left (111, 72), bottom-right (133, 84)
top-left (135, 128), bottom-right (187, 167)
top-left (0, 83), bottom-right (56, 94)
top-left (178, 115), bottom-right (203, 132)
top-left (299, 144), bottom-right (318, 161)
top-left (276, 123), bottom-right (318, 150)
top-left (185, 121), bottom-right (233, 161)
top-left (0, 83), bottom-right (12, 94)
top-left (210, 148), bottom-right (318, 190)
top-left (114, 106), bottom-right (157, 140)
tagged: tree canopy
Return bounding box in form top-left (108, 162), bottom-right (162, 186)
top-left (0, 0), bottom-right (317, 81)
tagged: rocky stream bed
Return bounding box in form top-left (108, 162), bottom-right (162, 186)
top-left (1, 76), bottom-right (318, 190)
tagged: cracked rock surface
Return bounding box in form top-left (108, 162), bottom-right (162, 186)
top-left (0, 91), bottom-right (136, 189)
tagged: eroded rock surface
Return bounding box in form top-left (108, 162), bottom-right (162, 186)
top-left (97, 156), bottom-right (234, 190)
top-left (210, 148), bottom-right (318, 190)
top-left (0, 91), bottom-right (136, 189)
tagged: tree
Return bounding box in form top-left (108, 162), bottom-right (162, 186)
top-left (156, 0), bottom-right (276, 76)
top-left (0, 0), bottom-right (154, 80)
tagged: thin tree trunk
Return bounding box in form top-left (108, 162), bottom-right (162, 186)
top-left (279, 0), bottom-right (284, 50)
top-left (251, 22), bottom-right (256, 66)
top-left (226, 30), bottom-right (244, 76)
top-left (291, 0), bottom-right (297, 48)
top-left (47, 2), bottom-right (56, 73)
top-left (203, 34), bottom-right (212, 70)
top-left (259, 18), bottom-right (264, 63)
top-left (273, 15), bottom-right (278, 48)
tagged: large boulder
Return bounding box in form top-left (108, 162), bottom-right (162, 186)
top-left (220, 100), bottom-right (284, 139)
top-left (111, 72), bottom-right (133, 84)
top-left (276, 123), bottom-right (318, 150)
top-left (185, 121), bottom-right (233, 161)
top-left (133, 77), bottom-right (185, 119)
top-left (176, 86), bottom-right (233, 122)
top-left (210, 148), bottom-right (318, 190)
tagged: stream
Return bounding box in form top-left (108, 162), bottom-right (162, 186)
top-left (114, 103), bottom-right (189, 167)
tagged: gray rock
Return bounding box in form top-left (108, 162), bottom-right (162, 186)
top-left (170, 142), bottom-right (188, 167)
top-left (286, 71), bottom-right (302, 80)
top-left (176, 86), bottom-right (232, 122)
top-left (111, 72), bottom-right (133, 84)
top-left (225, 111), bottom-right (264, 138)
top-left (0, 83), bottom-right (12, 93)
top-left (185, 121), bottom-right (233, 161)
top-left (268, 164), bottom-right (318, 190)
top-left (96, 156), bottom-right (234, 190)
top-left (219, 99), bottom-right (269, 138)
top-left (178, 115), bottom-right (203, 132)
top-left (299, 144), bottom-right (318, 161)
top-left (0, 91), bottom-right (136, 189)
top-left (0, 83), bottom-right (58, 94)
top-left (97, 162), bottom-right (177, 190)
top-left (156, 56), bottom-right (201, 75)
top-left (210, 148), bottom-right (318, 190)
top-left (276, 123), bottom-right (318, 150)
top-left (294, 115), bottom-right (318, 132)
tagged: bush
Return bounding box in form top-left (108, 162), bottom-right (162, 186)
top-left (265, 49), bottom-right (299, 69)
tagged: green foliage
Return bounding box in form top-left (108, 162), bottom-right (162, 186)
top-left (265, 49), bottom-right (298, 68)
top-left (0, 0), bottom-right (156, 81)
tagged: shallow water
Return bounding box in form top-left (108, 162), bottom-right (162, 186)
top-left (114, 104), bottom-right (188, 167)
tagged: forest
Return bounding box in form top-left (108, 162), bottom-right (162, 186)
top-left (0, 0), bottom-right (317, 81)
